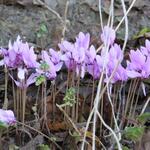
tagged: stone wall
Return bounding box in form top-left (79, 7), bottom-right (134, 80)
top-left (0, 0), bottom-right (150, 48)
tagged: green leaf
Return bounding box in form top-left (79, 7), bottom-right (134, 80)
top-left (35, 75), bottom-right (46, 86)
top-left (37, 32), bottom-right (42, 38)
top-left (40, 24), bottom-right (48, 33)
top-left (63, 87), bottom-right (76, 107)
top-left (70, 131), bottom-right (81, 142)
top-left (0, 121), bottom-right (8, 129)
top-left (137, 112), bottom-right (150, 124)
top-left (133, 27), bottom-right (150, 39)
top-left (122, 146), bottom-right (130, 150)
top-left (115, 145), bottom-right (130, 150)
top-left (9, 144), bottom-right (19, 150)
top-left (37, 144), bottom-right (50, 150)
top-left (123, 127), bottom-right (145, 142)
top-left (37, 23), bottom-right (48, 38)
top-left (40, 62), bottom-right (50, 71)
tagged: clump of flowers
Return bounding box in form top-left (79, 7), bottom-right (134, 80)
top-left (0, 25), bottom-right (149, 93)
top-left (59, 32), bottom-right (90, 78)
top-left (0, 36), bottom-right (39, 88)
top-left (0, 27), bottom-right (150, 86)
top-left (100, 27), bottom-right (128, 83)
top-left (0, 26), bottom-right (150, 144)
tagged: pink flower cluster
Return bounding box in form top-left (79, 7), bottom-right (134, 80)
top-left (0, 26), bottom-right (150, 87)
top-left (59, 26), bottom-right (127, 83)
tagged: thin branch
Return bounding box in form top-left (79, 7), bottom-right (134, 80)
top-left (56, 104), bottom-right (81, 136)
top-left (115, 0), bottom-right (137, 32)
top-left (17, 121), bottom-right (62, 150)
top-left (62, 0), bottom-right (69, 40)
top-left (99, 0), bottom-right (104, 30)
top-left (120, 0), bottom-right (129, 52)
top-left (35, 0), bottom-right (64, 24)
top-left (96, 110), bottom-right (122, 150)
top-left (140, 97), bottom-right (150, 115)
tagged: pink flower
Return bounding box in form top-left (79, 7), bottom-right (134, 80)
top-left (75, 32), bottom-right (90, 50)
top-left (49, 48), bottom-right (63, 72)
top-left (58, 40), bottom-right (74, 52)
top-left (8, 36), bottom-right (38, 68)
top-left (1, 36), bottom-right (39, 82)
top-left (101, 26), bottom-right (116, 46)
top-left (127, 49), bottom-right (150, 78)
top-left (141, 39), bottom-right (150, 56)
top-left (0, 36), bottom-right (39, 88)
top-left (10, 73), bottom-right (38, 89)
top-left (85, 45), bottom-right (102, 79)
top-left (39, 50), bottom-right (57, 79)
top-left (36, 49), bottom-right (63, 80)
top-left (60, 32), bottom-right (90, 78)
top-left (0, 109), bottom-right (16, 125)
top-left (105, 44), bottom-right (128, 83)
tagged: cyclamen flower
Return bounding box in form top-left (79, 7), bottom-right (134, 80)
top-left (22, 43), bottom-right (38, 68)
top-left (61, 50), bottom-right (75, 70)
top-left (106, 63), bottom-right (127, 83)
top-left (101, 26), bottom-right (116, 46)
top-left (85, 45), bottom-right (102, 79)
top-left (141, 39), bottom-right (150, 56)
top-left (1, 36), bottom-right (39, 81)
top-left (58, 40), bottom-right (74, 53)
top-left (0, 109), bottom-right (16, 125)
top-left (0, 36), bottom-right (39, 89)
top-left (127, 49), bottom-right (150, 78)
top-left (49, 48), bottom-right (63, 72)
top-left (72, 46), bottom-right (86, 78)
top-left (105, 44), bottom-right (127, 83)
top-left (75, 32), bottom-right (90, 50)
top-left (74, 32), bottom-right (89, 78)
top-left (3, 36), bottom-right (38, 69)
top-left (10, 73), bottom-right (38, 89)
top-left (60, 32), bottom-right (90, 78)
top-left (37, 49), bottom-right (62, 80)
top-left (59, 40), bottom-right (76, 70)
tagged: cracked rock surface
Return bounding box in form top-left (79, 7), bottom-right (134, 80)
top-left (0, 0), bottom-right (150, 48)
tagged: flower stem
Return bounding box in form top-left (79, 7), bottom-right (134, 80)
top-left (3, 66), bottom-right (8, 110)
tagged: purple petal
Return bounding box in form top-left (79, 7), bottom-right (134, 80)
top-left (89, 45), bottom-right (96, 61)
top-left (26, 73), bottom-right (38, 87)
top-left (127, 70), bottom-right (141, 78)
top-left (146, 39), bottom-right (150, 52)
top-left (41, 50), bottom-right (51, 64)
top-left (140, 46), bottom-right (148, 56)
top-left (9, 74), bottom-right (23, 88)
top-left (101, 26), bottom-right (116, 46)
top-left (59, 41), bottom-right (74, 52)
top-left (76, 32), bottom-right (90, 50)
top-left (0, 109), bottom-right (16, 125)
top-left (22, 45), bottom-right (38, 68)
top-left (55, 62), bottom-right (63, 72)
